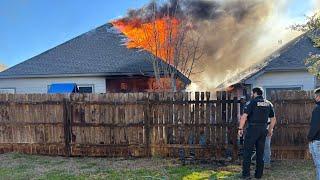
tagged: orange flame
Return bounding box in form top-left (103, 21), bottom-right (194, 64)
top-left (112, 17), bottom-right (180, 64)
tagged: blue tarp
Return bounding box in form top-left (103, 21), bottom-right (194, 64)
top-left (48, 83), bottom-right (78, 94)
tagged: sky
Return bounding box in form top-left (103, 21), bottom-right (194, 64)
top-left (0, 0), bottom-right (149, 67)
top-left (0, 0), bottom-right (316, 67)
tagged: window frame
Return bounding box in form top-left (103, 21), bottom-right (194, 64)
top-left (77, 84), bottom-right (95, 93)
top-left (264, 85), bottom-right (303, 99)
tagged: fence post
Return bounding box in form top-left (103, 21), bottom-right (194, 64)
top-left (194, 92), bottom-right (200, 144)
top-left (63, 97), bottom-right (72, 157)
top-left (232, 96), bottom-right (239, 161)
top-left (144, 96), bottom-right (151, 157)
top-left (240, 97), bottom-right (246, 115)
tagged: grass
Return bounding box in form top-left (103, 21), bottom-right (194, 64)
top-left (0, 153), bottom-right (315, 180)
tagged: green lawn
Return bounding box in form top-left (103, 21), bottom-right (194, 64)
top-left (0, 153), bottom-right (315, 180)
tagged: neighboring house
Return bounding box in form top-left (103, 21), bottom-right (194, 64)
top-left (0, 24), bottom-right (190, 94)
top-left (218, 32), bottom-right (320, 99)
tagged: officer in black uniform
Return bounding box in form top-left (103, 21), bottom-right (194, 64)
top-left (238, 87), bottom-right (277, 179)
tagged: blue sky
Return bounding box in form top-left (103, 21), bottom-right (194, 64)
top-left (0, 0), bottom-right (314, 67)
top-left (0, 0), bottom-right (149, 67)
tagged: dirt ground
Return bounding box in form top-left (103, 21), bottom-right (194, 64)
top-left (0, 153), bottom-right (315, 179)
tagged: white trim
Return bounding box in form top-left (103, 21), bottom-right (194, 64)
top-left (77, 84), bottom-right (95, 93)
top-left (0, 72), bottom-right (155, 79)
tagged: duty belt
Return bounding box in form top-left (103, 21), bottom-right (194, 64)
top-left (248, 123), bottom-right (267, 126)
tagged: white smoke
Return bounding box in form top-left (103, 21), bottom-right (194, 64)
top-left (312, 0), bottom-right (320, 12)
top-left (190, 0), bottom-right (315, 91)
top-left (0, 64), bottom-right (6, 72)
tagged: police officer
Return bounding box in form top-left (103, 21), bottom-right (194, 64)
top-left (238, 87), bottom-right (277, 179)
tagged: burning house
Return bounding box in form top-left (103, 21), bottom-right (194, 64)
top-left (108, 0), bottom-right (305, 92)
top-left (0, 23), bottom-right (190, 94)
top-left (0, 0), bottom-right (308, 94)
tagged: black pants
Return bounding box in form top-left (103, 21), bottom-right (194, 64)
top-left (242, 125), bottom-right (268, 178)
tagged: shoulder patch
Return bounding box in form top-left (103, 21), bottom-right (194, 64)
top-left (257, 101), bottom-right (270, 107)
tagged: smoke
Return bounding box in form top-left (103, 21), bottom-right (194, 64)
top-left (121, 0), bottom-right (308, 91)
top-left (312, 0), bottom-right (320, 12)
top-left (189, 0), bottom-right (303, 90)
top-left (0, 64), bottom-right (6, 72)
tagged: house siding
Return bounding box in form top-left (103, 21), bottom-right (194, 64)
top-left (0, 77), bottom-right (106, 94)
top-left (249, 71), bottom-right (315, 92)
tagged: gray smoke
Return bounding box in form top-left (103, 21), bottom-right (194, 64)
top-left (125, 0), bottom-right (260, 22)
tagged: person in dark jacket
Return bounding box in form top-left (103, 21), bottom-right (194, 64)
top-left (308, 88), bottom-right (320, 180)
top-left (238, 87), bottom-right (276, 179)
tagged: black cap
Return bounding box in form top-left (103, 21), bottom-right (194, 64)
top-left (252, 87), bottom-right (264, 96)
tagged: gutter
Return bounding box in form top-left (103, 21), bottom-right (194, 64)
top-left (0, 71), bottom-right (192, 85)
top-left (0, 72), bottom-right (157, 79)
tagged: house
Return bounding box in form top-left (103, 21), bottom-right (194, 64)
top-left (218, 32), bottom-right (320, 99)
top-left (0, 24), bottom-right (190, 94)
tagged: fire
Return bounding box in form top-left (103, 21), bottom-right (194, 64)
top-left (112, 17), bottom-right (180, 64)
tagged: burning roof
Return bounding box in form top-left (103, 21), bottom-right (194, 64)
top-left (112, 0), bottom-right (301, 91)
top-left (112, 17), bottom-right (180, 64)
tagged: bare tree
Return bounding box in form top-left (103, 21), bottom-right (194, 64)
top-left (151, 23), bottom-right (202, 91)
top-left (131, 1), bottom-right (203, 92)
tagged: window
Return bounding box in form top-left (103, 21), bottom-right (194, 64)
top-left (265, 86), bottom-right (302, 99)
top-left (0, 88), bottom-right (15, 94)
top-left (78, 85), bottom-right (94, 93)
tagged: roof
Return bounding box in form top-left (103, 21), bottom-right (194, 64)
top-left (263, 32), bottom-right (320, 71)
top-left (0, 23), bottom-right (191, 84)
top-left (217, 32), bottom-right (320, 88)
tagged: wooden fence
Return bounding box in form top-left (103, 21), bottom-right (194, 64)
top-left (270, 91), bottom-right (314, 159)
top-left (0, 92), bottom-right (240, 160)
top-left (0, 91), bottom-right (313, 160)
